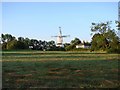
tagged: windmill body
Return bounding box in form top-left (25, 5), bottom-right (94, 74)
top-left (52, 27), bottom-right (70, 47)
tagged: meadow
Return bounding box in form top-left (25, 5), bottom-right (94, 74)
top-left (2, 51), bottom-right (120, 89)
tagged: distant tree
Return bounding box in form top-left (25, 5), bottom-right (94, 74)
top-left (1, 34), bottom-right (16, 50)
top-left (65, 38), bottom-right (81, 51)
top-left (1, 34), bottom-right (5, 43)
top-left (29, 39), bottom-right (39, 50)
top-left (64, 43), bottom-right (70, 47)
top-left (17, 41), bottom-right (27, 49)
top-left (46, 40), bottom-right (56, 50)
top-left (5, 34), bottom-right (15, 42)
top-left (1, 34), bottom-right (15, 43)
top-left (71, 38), bottom-right (81, 45)
top-left (18, 37), bottom-right (24, 42)
top-left (6, 40), bottom-right (27, 50)
top-left (65, 44), bottom-right (74, 51)
top-left (6, 40), bottom-right (18, 50)
top-left (83, 41), bottom-right (91, 46)
top-left (18, 37), bottom-right (31, 49)
top-left (24, 38), bottom-right (31, 49)
top-left (2, 42), bottom-right (7, 50)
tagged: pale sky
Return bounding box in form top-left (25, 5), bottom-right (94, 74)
top-left (2, 2), bottom-right (118, 43)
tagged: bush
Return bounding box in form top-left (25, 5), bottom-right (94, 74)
top-left (107, 47), bottom-right (120, 54)
top-left (65, 44), bottom-right (75, 51)
top-left (45, 46), bottom-right (65, 51)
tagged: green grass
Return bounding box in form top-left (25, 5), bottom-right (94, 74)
top-left (2, 51), bottom-right (120, 89)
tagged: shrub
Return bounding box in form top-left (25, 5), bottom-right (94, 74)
top-left (107, 48), bottom-right (120, 54)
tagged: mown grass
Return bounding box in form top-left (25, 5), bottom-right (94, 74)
top-left (2, 51), bottom-right (120, 89)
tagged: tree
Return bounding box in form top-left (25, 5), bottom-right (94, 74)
top-left (115, 21), bottom-right (120, 42)
top-left (24, 38), bottom-right (31, 49)
top-left (115, 21), bottom-right (120, 30)
top-left (71, 38), bottom-right (81, 45)
top-left (46, 40), bottom-right (56, 50)
top-left (65, 38), bottom-right (81, 51)
top-left (65, 44), bottom-right (74, 51)
top-left (6, 40), bottom-right (18, 50)
top-left (64, 43), bottom-right (70, 47)
top-left (1, 34), bottom-right (5, 43)
top-left (4, 34), bottom-right (15, 42)
top-left (29, 39), bottom-right (40, 50)
top-left (6, 40), bottom-right (27, 50)
top-left (1, 34), bottom-right (16, 50)
top-left (18, 37), bottom-right (24, 42)
top-left (1, 34), bottom-right (15, 43)
top-left (2, 42), bottom-right (7, 50)
top-left (18, 37), bottom-right (30, 49)
top-left (91, 21), bottom-right (112, 35)
top-left (91, 21), bottom-right (120, 53)
top-left (91, 33), bottom-right (108, 51)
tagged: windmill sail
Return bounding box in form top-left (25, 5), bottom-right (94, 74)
top-left (52, 27), bottom-right (70, 47)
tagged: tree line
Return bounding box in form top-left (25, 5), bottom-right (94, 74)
top-left (1, 34), bottom-right (59, 51)
top-left (0, 33), bottom-right (90, 51)
top-left (1, 21), bottom-right (120, 53)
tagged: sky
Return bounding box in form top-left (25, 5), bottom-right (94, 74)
top-left (2, 2), bottom-right (118, 43)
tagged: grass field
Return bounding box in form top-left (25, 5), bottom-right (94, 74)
top-left (2, 51), bottom-right (120, 89)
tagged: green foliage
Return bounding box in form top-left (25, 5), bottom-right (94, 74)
top-left (1, 34), bottom-right (16, 43)
top-left (6, 40), bottom-right (27, 50)
top-left (91, 21), bottom-right (112, 35)
top-left (115, 21), bottom-right (120, 30)
top-left (65, 44), bottom-right (75, 51)
top-left (2, 42), bottom-right (7, 50)
top-left (6, 40), bottom-right (18, 50)
top-left (91, 34), bottom-right (108, 51)
top-left (65, 38), bottom-right (81, 51)
top-left (0, 43), bottom-right (2, 50)
top-left (16, 41), bottom-right (28, 49)
top-left (46, 46), bottom-right (65, 51)
top-left (107, 39), bottom-right (120, 53)
top-left (91, 21), bottom-right (120, 53)
top-left (107, 47), bottom-right (120, 53)
top-left (71, 37), bottom-right (81, 45)
top-left (1, 34), bottom-right (57, 50)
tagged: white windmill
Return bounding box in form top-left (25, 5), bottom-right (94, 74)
top-left (52, 27), bottom-right (70, 47)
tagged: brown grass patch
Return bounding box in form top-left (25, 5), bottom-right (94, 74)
top-left (7, 72), bottom-right (15, 76)
top-left (30, 71), bottom-right (38, 73)
top-left (111, 69), bottom-right (119, 73)
top-left (47, 68), bottom-right (69, 76)
top-left (49, 68), bottom-right (62, 71)
top-left (39, 76), bottom-right (70, 79)
top-left (10, 74), bottom-right (33, 78)
top-left (48, 71), bottom-right (62, 75)
top-left (102, 80), bottom-right (115, 86)
top-left (74, 70), bottom-right (82, 73)
top-left (73, 73), bottom-right (84, 76)
top-left (16, 79), bottom-right (29, 83)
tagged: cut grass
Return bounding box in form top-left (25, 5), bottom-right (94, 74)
top-left (2, 51), bottom-right (120, 88)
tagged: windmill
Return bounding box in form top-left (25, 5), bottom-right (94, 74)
top-left (52, 27), bottom-right (70, 47)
